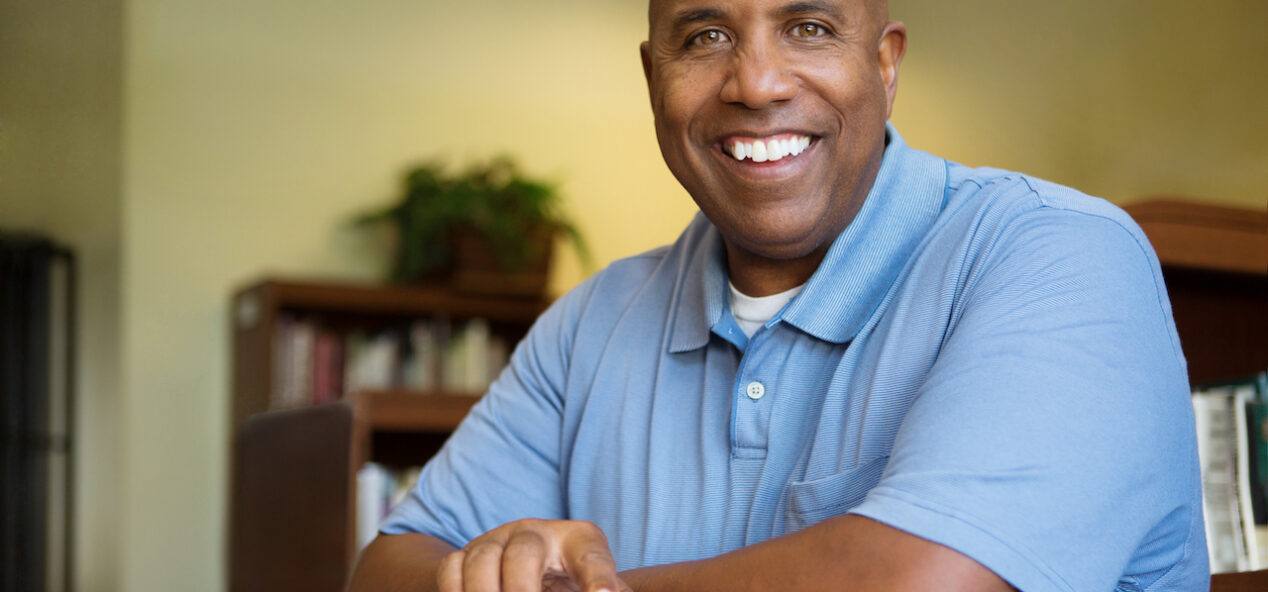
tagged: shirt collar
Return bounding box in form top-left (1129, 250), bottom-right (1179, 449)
top-left (668, 217), bottom-right (728, 353)
top-left (668, 124), bottom-right (947, 352)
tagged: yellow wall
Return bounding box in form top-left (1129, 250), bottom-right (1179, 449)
top-left (891, 0), bottom-right (1267, 208)
top-left (121, 1), bottom-right (687, 590)
top-left (2, 0), bottom-right (1264, 590)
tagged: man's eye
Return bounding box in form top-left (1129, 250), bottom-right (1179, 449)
top-left (792, 23), bottom-right (826, 38)
top-left (691, 30), bottom-right (729, 46)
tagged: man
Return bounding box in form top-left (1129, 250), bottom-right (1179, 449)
top-left (349, 0), bottom-right (1208, 590)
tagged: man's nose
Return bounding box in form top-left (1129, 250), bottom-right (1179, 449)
top-left (719, 46), bottom-right (798, 109)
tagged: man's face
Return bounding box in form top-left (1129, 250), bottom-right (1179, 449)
top-left (643, 0), bottom-right (904, 263)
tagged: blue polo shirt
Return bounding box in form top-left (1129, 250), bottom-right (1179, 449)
top-left (382, 127), bottom-right (1208, 591)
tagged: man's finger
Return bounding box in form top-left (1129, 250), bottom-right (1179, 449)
top-left (501, 529), bottom-right (549, 592)
top-left (436, 550), bottom-right (466, 592)
top-left (541, 573), bottom-right (583, 592)
top-left (560, 525), bottom-right (621, 592)
top-left (564, 549), bottom-right (620, 592)
top-left (463, 539), bottom-right (507, 592)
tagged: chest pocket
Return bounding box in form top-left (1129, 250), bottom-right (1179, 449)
top-left (786, 456), bottom-right (889, 532)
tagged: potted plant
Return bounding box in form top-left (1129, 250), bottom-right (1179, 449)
top-left (355, 156), bottom-right (589, 296)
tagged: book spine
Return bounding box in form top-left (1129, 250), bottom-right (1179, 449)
top-left (1194, 388), bottom-right (1240, 572)
top-left (288, 320), bottom-right (315, 408)
top-left (355, 463), bottom-right (385, 551)
top-left (1235, 386), bottom-right (1261, 569)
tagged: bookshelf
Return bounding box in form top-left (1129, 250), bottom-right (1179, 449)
top-left (228, 279), bottom-right (549, 592)
top-left (231, 279), bottom-right (550, 426)
top-left (1121, 200), bottom-right (1267, 385)
top-left (228, 200), bottom-right (1266, 591)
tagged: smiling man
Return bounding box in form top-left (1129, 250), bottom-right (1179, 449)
top-left (348, 1), bottom-right (1208, 591)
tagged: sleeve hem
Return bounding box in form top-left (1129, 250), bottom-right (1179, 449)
top-left (379, 518), bottom-right (466, 551)
top-left (848, 487), bottom-right (1076, 592)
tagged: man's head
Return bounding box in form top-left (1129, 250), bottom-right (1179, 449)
top-left (642, 0), bottom-right (905, 286)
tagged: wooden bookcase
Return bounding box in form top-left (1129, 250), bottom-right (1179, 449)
top-left (228, 200), bottom-right (1266, 592)
top-left (1121, 200), bottom-right (1267, 385)
top-left (228, 279), bottom-right (549, 592)
top-left (230, 279), bottom-right (551, 426)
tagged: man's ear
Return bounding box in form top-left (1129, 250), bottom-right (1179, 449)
top-left (640, 41), bottom-right (654, 95)
top-left (877, 21), bottom-right (907, 119)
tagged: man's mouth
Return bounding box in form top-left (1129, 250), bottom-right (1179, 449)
top-left (721, 133), bottom-right (813, 163)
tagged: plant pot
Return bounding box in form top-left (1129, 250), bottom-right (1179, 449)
top-left (449, 226), bottom-right (553, 297)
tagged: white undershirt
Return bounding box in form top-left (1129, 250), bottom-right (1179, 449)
top-left (728, 281), bottom-right (804, 338)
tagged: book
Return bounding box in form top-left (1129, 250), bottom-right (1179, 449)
top-left (1194, 375), bottom-right (1268, 572)
top-left (355, 463), bottom-right (424, 551)
top-left (1250, 399), bottom-right (1268, 525)
top-left (402, 320), bottom-right (440, 392)
top-left (273, 312), bottom-right (513, 406)
top-left (311, 329), bottom-right (343, 405)
top-left (1233, 385), bottom-right (1260, 570)
top-left (439, 318), bottom-right (508, 395)
top-left (345, 331), bottom-right (399, 394)
top-left (271, 317), bottom-right (316, 409)
top-left (1194, 389), bottom-right (1240, 572)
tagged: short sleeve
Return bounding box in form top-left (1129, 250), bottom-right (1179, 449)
top-left (849, 207), bottom-right (1202, 591)
top-left (378, 277), bottom-right (599, 547)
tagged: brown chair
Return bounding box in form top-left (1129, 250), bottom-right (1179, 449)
top-left (1211, 569), bottom-right (1268, 592)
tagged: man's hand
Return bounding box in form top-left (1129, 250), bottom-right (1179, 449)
top-left (436, 519), bottom-right (631, 592)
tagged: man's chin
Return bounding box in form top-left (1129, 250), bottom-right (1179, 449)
top-left (721, 227), bottom-right (832, 262)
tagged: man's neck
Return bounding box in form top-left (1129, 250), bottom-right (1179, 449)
top-left (724, 240), bottom-right (830, 297)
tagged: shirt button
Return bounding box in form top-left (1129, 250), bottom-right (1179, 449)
top-left (745, 381), bottom-right (765, 400)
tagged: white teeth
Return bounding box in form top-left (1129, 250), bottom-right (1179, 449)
top-left (769, 140), bottom-right (785, 161)
top-left (751, 140), bottom-right (768, 162)
top-left (726, 135), bottom-right (811, 162)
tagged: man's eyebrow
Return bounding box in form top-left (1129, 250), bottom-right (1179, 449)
top-left (776, 0), bottom-right (846, 22)
top-left (661, 1), bottom-right (848, 38)
top-left (668, 7), bottom-right (725, 34)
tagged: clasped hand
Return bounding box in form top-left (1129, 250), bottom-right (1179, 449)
top-left (437, 519), bottom-right (633, 592)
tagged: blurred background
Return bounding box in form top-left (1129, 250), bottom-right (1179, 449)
top-left (0, 0), bottom-right (1264, 590)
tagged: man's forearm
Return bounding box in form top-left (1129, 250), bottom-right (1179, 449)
top-left (348, 516), bottom-right (1012, 591)
top-left (620, 515), bottom-right (1013, 592)
top-left (347, 533), bottom-right (456, 592)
